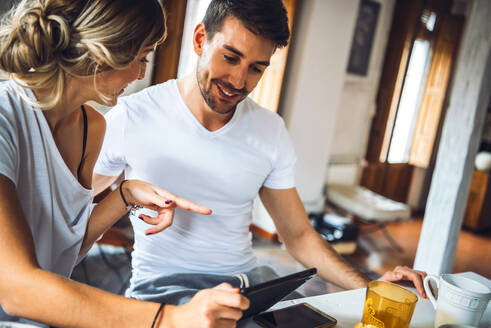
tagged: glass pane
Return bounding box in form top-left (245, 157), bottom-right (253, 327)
top-left (421, 10), bottom-right (437, 32)
top-left (388, 40), bottom-right (430, 164)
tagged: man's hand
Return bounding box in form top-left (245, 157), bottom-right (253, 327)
top-left (162, 283), bottom-right (250, 328)
top-left (379, 266), bottom-right (427, 298)
top-left (122, 179), bottom-right (212, 235)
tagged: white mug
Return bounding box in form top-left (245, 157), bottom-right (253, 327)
top-left (423, 274), bottom-right (490, 328)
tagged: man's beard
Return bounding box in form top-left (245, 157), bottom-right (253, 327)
top-left (196, 69), bottom-right (246, 115)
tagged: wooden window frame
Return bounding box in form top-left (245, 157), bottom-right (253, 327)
top-left (153, 0), bottom-right (188, 85)
top-left (250, 0), bottom-right (298, 113)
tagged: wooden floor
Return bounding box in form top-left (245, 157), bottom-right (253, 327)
top-left (348, 218), bottom-right (491, 279)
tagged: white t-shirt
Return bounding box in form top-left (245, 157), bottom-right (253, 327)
top-left (94, 79), bottom-right (296, 283)
top-left (0, 80), bottom-right (93, 278)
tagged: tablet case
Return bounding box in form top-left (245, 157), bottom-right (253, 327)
top-left (240, 268), bottom-right (317, 318)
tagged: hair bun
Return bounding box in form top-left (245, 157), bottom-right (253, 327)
top-left (1, 0), bottom-right (166, 109)
top-left (45, 14), bottom-right (71, 52)
top-left (10, 3), bottom-right (71, 67)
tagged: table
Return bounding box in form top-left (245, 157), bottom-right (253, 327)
top-left (239, 272), bottom-right (491, 327)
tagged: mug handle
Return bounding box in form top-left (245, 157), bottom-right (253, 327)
top-left (423, 275), bottom-right (439, 309)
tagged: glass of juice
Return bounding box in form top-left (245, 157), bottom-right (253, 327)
top-left (359, 280), bottom-right (418, 328)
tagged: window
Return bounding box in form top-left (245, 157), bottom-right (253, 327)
top-left (388, 39), bottom-right (430, 163)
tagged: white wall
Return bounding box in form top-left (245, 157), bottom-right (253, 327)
top-left (253, 0), bottom-right (362, 232)
top-left (254, 0), bottom-right (395, 233)
top-left (280, 0), bottom-right (360, 211)
top-left (282, 0), bottom-right (397, 201)
top-left (328, 0), bottom-right (396, 185)
top-left (252, 0), bottom-right (397, 232)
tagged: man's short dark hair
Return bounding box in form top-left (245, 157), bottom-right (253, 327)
top-left (203, 0), bottom-right (290, 49)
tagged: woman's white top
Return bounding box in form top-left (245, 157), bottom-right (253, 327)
top-left (0, 80), bottom-right (93, 277)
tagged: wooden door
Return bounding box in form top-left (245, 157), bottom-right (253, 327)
top-left (409, 15), bottom-right (465, 168)
top-left (361, 162), bottom-right (414, 203)
top-left (360, 0), bottom-right (424, 202)
top-left (362, 8), bottom-right (464, 203)
top-left (365, 0), bottom-right (425, 162)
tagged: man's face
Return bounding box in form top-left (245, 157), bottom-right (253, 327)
top-left (195, 17), bottom-right (276, 114)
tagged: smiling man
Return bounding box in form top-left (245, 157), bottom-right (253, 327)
top-left (93, 0), bottom-right (427, 307)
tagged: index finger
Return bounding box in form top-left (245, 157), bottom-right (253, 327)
top-left (172, 195), bottom-right (212, 215)
top-left (153, 188), bottom-right (212, 215)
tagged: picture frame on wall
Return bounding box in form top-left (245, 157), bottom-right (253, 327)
top-left (347, 0), bottom-right (381, 76)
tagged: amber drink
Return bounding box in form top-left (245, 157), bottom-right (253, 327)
top-left (360, 281), bottom-right (418, 328)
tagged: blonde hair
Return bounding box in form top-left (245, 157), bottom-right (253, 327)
top-left (0, 0), bottom-right (167, 109)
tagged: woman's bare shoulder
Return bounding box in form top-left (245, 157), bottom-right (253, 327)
top-left (83, 104), bottom-right (106, 132)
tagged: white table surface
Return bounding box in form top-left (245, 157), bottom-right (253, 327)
top-left (238, 272), bottom-right (491, 328)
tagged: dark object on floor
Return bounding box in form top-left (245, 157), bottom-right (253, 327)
top-left (309, 212), bottom-right (359, 255)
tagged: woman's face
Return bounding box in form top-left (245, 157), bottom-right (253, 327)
top-left (94, 47), bottom-right (154, 106)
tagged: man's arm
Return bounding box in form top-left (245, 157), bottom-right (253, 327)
top-left (259, 187), bottom-right (368, 290)
top-left (259, 187), bottom-right (427, 297)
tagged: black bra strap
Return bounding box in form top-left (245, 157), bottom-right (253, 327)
top-left (77, 105), bottom-right (88, 179)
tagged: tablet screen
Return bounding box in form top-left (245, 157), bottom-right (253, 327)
top-left (254, 303), bottom-right (336, 328)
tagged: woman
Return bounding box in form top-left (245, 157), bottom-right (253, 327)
top-left (0, 0), bottom-right (248, 327)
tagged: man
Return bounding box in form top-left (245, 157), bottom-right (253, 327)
top-left (93, 0), bottom-right (426, 306)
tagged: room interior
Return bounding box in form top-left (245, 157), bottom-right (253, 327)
top-left (82, 0), bottom-right (491, 296)
top-left (0, 0), bottom-right (489, 304)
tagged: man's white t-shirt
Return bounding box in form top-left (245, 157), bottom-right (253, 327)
top-left (94, 79), bottom-right (296, 285)
top-left (0, 80), bottom-right (93, 278)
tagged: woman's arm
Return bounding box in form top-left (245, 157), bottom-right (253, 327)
top-left (0, 174), bottom-right (247, 328)
top-left (0, 174), bottom-right (160, 327)
top-left (80, 182), bottom-right (130, 256)
top-left (80, 179), bottom-right (212, 255)
top-left (92, 173), bottom-right (119, 196)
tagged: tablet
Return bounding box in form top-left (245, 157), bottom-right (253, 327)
top-left (254, 303), bottom-right (337, 328)
top-left (240, 268), bottom-right (317, 318)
